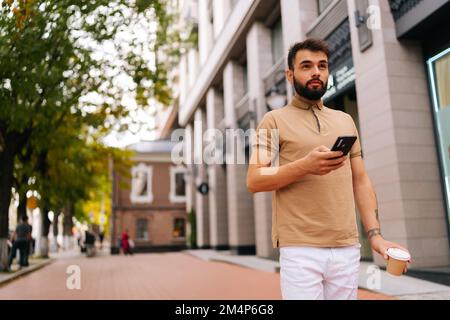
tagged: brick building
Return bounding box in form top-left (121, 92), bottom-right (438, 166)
top-left (110, 135), bottom-right (188, 253)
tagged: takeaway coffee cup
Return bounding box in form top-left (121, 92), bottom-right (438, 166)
top-left (386, 248), bottom-right (411, 276)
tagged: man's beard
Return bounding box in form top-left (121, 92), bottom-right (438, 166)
top-left (293, 76), bottom-right (327, 101)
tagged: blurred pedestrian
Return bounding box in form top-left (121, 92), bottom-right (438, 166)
top-left (84, 227), bottom-right (96, 257)
top-left (98, 230), bottom-right (105, 250)
top-left (8, 215), bottom-right (32, 270)
top-left (121, 229), bottom-right (133, 255)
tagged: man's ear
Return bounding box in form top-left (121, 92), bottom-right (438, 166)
top-left (285, 69), bottom-right (293, 85)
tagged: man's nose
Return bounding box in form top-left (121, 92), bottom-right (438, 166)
top-left (312, 66), bottom-right (321, 75)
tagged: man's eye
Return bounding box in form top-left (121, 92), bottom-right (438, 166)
top-left (302, 65), bottom-right (311, 69)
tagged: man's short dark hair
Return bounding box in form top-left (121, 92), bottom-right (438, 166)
top-left (287, 38), bottom-right (330, 70)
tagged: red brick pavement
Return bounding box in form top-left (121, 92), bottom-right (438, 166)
top-left (0, 252), bottom-right (394, 300)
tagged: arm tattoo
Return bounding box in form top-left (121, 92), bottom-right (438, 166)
top-left (367, 228), bottom-right (382, 240)
top-left (373, 191), bottom-right (380, 224)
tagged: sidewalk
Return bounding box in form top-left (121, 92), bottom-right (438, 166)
top-left (0, 257), bottom-right (53, 288)
top-left (0, 246), bottom-right (85, 288)
top-left (359, 262), bottom-right (450, 300)
top-left (185, 249), bottom-right (450, 300)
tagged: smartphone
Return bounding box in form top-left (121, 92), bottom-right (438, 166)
top-left (330, 136), bottom-right (357, 157)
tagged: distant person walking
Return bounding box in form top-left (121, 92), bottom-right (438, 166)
top-left (8, 215), bottom-right (32, 269)
top-left (84, 227), bottom-right (97, 257)
top-left (121, 230), bottom-right (133, 255)
top-left (98, 230), bottom-right (105, 250)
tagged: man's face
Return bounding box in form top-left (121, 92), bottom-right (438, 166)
top-left (286, 50), bottom-right (329, 101)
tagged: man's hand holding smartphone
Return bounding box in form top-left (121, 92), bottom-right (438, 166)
top-left (295, 146), bottom-right (346, 176)
top-left (293, 136), bottom-right (357, 176)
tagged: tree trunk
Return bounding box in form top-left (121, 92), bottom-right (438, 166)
top-left (0, 129), bottom-right (31, 270)
top-left (0, 141), bottom-right (16, 271)
top-left (0, 239), bottom-right (9, 272)
top-left (63, 202), bottom-right (74, 250)
top-left (17, 187), bottom-right (27, 224)
top-left (39, 206), bottom-right (51, 258)
top-left (52, 211), bottom-right (60, 252)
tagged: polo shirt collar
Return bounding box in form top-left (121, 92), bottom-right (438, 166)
top-left (291, 95), bottom-right (324, 111)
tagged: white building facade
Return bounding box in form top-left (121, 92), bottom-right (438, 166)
top-left (175, 0), bottom-right (450, 275)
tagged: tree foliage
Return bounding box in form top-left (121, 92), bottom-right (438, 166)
top-left (0, 0), bottom-right (184, 269)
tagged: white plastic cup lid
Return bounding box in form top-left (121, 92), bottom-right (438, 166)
top-left (387, 248), bottom-right (410, 261)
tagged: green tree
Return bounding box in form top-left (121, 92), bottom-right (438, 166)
top-left (33, 123), bottom-right (132, 257)
top-left (0, 0), bottom-right (183, 270)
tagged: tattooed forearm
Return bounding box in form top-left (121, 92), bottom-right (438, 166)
top-left (367, 228), bottom-right (382, 240)
top-left (373, 190), bottom-right (380, 223)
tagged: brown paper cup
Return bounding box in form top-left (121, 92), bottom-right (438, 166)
top-left (386, 248), bottom-right (410, 277)
top-left (387, 257), bottom-right (407, 276)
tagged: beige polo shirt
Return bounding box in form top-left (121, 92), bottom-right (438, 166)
top-left (253, 95), bottom-right (362, 248)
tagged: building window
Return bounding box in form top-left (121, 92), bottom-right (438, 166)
top-left (427, 47), bottom-right (450, 228)
top-left (271, 18), bottom-right (284, 65)
top-left (130, 163), bottom-right (153, 204)
top-left (173, 218), bottom-right (186, 238)
top-left (317, 0), bottom-right (333, 15)
top-left (136, 218), bottom-right (148, 240)
top-left (169, 166), bottom-right (187, 203)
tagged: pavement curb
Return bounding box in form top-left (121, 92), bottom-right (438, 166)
top-left (0, 259), bottom-right (54, 288)
top-left (185, 250), bottom-right (450, 299)
top-left (184, 250), bottom-right (280, 273)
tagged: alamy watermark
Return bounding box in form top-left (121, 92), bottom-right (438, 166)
top-left (66, 265), bottom-right (81, 290)
top-left (170, 122), bottom-right (281, 175)
top-left (366, 5), bottom-right (381, 30)
top-left (366, 264), bottom-right (381, 291)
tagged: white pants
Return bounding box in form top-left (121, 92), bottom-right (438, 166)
top-left (279, 244), bottom-right (361, 300)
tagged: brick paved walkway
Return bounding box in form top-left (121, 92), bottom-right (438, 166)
top-left (0, 252), bottom-right (393, 300)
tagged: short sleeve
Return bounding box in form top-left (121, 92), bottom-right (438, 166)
top-left (348, 115), bottom-right (362, 159)
top-left (250, 112), bottom-right (280, 165)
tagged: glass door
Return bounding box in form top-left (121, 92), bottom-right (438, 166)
top-left (427, 46), bottom-right (450, 243)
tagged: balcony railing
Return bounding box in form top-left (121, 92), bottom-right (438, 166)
top-left (263, 57), bottom-right (286, 95)
top-left (389, 0), bottom-right (423, 21)
top-left (235, 93), bottom-right (249, 123)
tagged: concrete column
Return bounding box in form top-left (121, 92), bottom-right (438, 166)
top-left (246, 22), bottom-right (273, 123)
top-left (223, 61), bottom-right (256, 255)
top-left (185, 123), bottom-right (195, 214)
top-left (185, 123), bottom-right (197, 249)
top-left (280, 0), bottom-right (318, 99)
top-left (224, 62), bottom-right (246, 127)
top-left (213, 0), bottom-right (232, 38)
top-left (280, 0), bottom-right (318, 51)
top-left (194, 109), bottom-right (210, 248)
top-left (187, 48), bottom-right (199, 89)
top-left (348, 0), bottom-right (450, 267)
top-left (179, 55), bottom-right (188, 106)
top-left (206, 88), bottom-right (229, 250)
top-left (198, 0), bottom-right (214, 65)
top-left (246, 22), bottom-right (278, 259)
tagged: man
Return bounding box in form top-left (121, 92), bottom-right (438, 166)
top-left (247, 39), bottom-right (411, 300)
top-left (8, 215), bottom-right (32, 269)
top-left (84, 226), bottom-right (97, 257)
